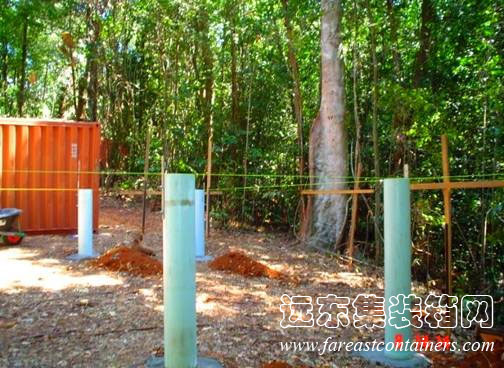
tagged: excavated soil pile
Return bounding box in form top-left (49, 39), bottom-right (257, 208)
top-left (209, 251), bottom-right (284, 279)
top-left (90, 246), bottom-right (162, 277)
top-left (261, 362), bottom-right (293, 368)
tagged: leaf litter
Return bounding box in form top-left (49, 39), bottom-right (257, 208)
top-left (0, 196), bottom-right (493, 367)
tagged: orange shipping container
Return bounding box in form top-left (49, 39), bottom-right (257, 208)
top-left (0, 118), bottom-right (100, 233)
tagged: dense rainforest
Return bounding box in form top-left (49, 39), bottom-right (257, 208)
top-left (0, 0), bottom-right (503, 315)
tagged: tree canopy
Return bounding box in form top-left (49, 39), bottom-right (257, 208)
top-left (0, 0), bottom-right (503, 318)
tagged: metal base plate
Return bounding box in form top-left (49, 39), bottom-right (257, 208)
top-left (355, 350), bottom-right (431, 367)
top-left (196, 255), bottom-right (213, 262)
top-left (67, 252), bottom-right (99, 261)
top-left (146, 356), bottom-right (223, 368)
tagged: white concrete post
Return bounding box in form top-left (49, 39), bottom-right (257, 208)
top-left (68, 189), bottom-right (97, 260)
top-left (163, 174), bottom-right (197, 368)
top-left (195, 189), bottom-right (210, 261)
top-left (384, 178), bottom-right (412, 359)
top-left (78, 189), bottom-right (94, 256)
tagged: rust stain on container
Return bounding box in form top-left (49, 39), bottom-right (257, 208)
top-left (0, 118), bottom-right (100, 234)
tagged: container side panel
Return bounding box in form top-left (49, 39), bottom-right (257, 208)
top-left (17, 126), bottom-right (29, 229)
top-left (43, 126), bottom-right (55, 230)
top-left (79, 127), bottom-right (90, 188)
top-left (79, 126), bottom-right (96, 230)
top-left (86, 127), bottom-right (92, 190)
top-left (4, 126), bottom-right (12, 206)
top-left (35, 126), bottom-right (43, 230)
top-left (0, 126), bottom-right (4, 205)
top-left (68, 126), bottom-right (78, 229)
top-left (27, 126), bottom-right (35, 230)
top-left (1, 126), bottom-right (5, 206)
top-left (0, 120), bottom-right (100, 233)
top-left (0, 126), bottom-right (5, 206)
top-left (40, 125), bottom-right (48, 229)
top-left (91, 125), bottom-right (100, 231)
top-left (28, 126), bottom-right (42, 231)
top-left (55, 127), bottom-right (66, 229)
top-left (63, 127), bottom-right (71, 229)
top-left (14, 126), bottom-right (20, 206)
top-left (5, 126), bottom-right (16, 207)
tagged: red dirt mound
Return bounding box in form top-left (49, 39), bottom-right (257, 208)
top-left (209, 251), bottom-right (284, 279)
top-left (90, 246), bottom-right (162, 277)
top-left (261, 362), bottom-right (293, 368)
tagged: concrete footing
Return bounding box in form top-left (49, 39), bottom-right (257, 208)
top-left (146, 356), bottom-right (223, 368)
top-left (66, 252), bottom-right (98, 261)
top-left (355, 350), bottom-right (431, 368)
top-left (196, 255), bottom-right (213, 262)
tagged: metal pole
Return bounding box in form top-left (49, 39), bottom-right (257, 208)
top-left (384, 178), bottom-right (412, 360)
top-left (163, 174), bottom-right (197, 368)
top-left (195, 189), bottom-right (207, 261)
top-left (440, 135), bottom-right (453, 296)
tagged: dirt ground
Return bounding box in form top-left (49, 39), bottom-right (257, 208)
top-left (0, 196), bottom-right (475, 367)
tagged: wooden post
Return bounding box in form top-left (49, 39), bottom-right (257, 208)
top-left (301, 135), bottom-right (504, 298)
top-left (301, 180), bottom-right (504, 195)
top-left (141, 125), bottom-right (151, 235)
top-left (205, 117), bottom-right (213, 238)
top-left (347, 162), bottom-right (362, 264)
top-left (441, 135), bottom-right (453, 295)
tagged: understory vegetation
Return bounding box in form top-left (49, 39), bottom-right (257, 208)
top-left (0, 0), bottom-right (502, 318)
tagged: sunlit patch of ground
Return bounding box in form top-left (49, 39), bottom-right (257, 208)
top-left (0, 247), bottom-right (122, 292)
top-left (0, 197), bottom-right (384, 368)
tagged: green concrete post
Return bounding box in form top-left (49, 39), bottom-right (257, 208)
top-left (163, 174), bottom-right (197, 368)
top-left (384, 178), bottom-right (412, 360)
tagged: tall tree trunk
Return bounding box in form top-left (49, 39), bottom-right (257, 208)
top-left (199, 3), bottom-right (214, 138)
top-left (74, 4), bottom-right (97, 121)
top-left (347, 0), bottom-right (362, 260)
top-left (308, 0), bottom-right (347, 248)
top-left (242, 71), bottom-right (252, 218)
top-left (87, 12), bottom-right (100, 122)
top-left (0, 0), bottom-right (7, 107)
top-left (281, 0), bottom-right (308, 237)
top-left (17, 17), bottom-right (28, 116)
top-left (54, 84), bottom-right (67, 118)
top-left (67, 43), bottom-right (78, 117)
top-left (367, 1), bottom-right (382, 263)
top-left (75, 63), bottom-right (89, 120)
top-left (413, 0), bottom-right (435, 88)
top-left (281, 0), bottom-right (304, 178)
top-left (386, 0), bottom-right (401, 80)
top-left (228, 3), bottom-right (241, 172)
top-left (230, 27), bottom-right (240, 130)
top-left (1, 38), bottom-right (8, 112)
top-left (156, 16), bottom-right (171, 168)
top-left (198, 1), bottom-right (215, 228)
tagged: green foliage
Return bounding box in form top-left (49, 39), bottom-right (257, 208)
top-left (0, 0), bottom-right (502, 299)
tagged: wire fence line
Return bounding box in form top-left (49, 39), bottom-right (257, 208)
top-left (1, 180), bottom-right (503, 193)
top-left (1, 168), bottom-right (503, 181)
top-left (0, 169), bottom-right (503, 194)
